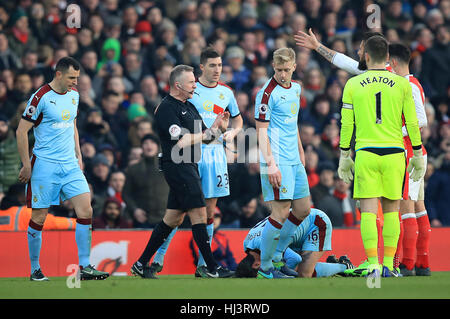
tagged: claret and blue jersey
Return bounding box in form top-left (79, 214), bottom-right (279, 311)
top-left (254, 77), bottom-right (302, 165)
top-left (22, 84), bottom-right (80, 164)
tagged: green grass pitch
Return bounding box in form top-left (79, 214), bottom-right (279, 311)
top-left (1, 272), bottom-right (450, 299)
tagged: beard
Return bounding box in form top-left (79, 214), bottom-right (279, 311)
top-left (358, 57), bottom-right (367, 70)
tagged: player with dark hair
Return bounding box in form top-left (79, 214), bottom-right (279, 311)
top-left (388, 43), bottom-right (431, 276)
top-left (235, 208), bottom-right (355, 278)
top-left (338, 36), bottom-right (425, 277)
top-left (16, 57), bottom-right (109, 281)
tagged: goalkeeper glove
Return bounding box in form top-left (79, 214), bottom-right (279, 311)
top-left (407, 148), bottom-right (425, 182)
top-left (338, 149), bottom-right (354, 184)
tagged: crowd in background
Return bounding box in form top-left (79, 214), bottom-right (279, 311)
top-left (0, 0), bottom-right (449, 230)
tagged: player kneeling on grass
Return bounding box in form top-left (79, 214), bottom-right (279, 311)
top-left (235, 208), bottom-right (355, 278)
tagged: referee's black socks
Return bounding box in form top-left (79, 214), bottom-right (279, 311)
top-left (192, 223), bottom-right (218, 273)
top-left (138, 221), bottom-right (173, 266)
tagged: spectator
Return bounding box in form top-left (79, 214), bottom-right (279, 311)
top-left (318, 116), bottom-right (341, 163)
top-left (425, 150), bottom-right (450, 226)
top-left (98, 143), bottom-right (118, 170)
top-left (310, 161), bottom-right (335, 206)
top-left (140, 75), bottom-right (162, 113)
top-left (190, 207), bottom-right (238, 271)
top-left (81, 108), bottom-right (118, 150)
top-left (330, 176), bottom-right (357, 227)
top-left (123, 51), bottom-right (146, 91)
top-left (2, 71), bottom-right (33, 120)
top-left (0, 183), bottom-right (25, 210)
top-left (304, 144), bottom-right (320, 188)
top-left (238, 196), bottom-right (269, 229)
top-left (225, 46), bottom-right (251, 91)
top-left (0, 115), bottom-right (21, 198)
top-left (302, 67), bottom-right (326, 105)
top-left (0, 31), bottom-right (21, 71)
top-left (107, 170), bottom-right (126, 208)
top-left (122, 134), bottom-right (169, 228)
top-left (301, 94), bottom-right (332, 134)
top-left (6, 8), bottom-right (38, 58)
top-left (420, 24), bottom-right (449, 101)
top-left (101, 90), bottom-right (129, 151)
top-left (87, 153), bottom-right (112, 215)
top-left (93, 197), bottom-right (132, 229)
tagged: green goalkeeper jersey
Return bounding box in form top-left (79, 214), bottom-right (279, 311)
top-left (340, 69), bottom-right (422, 151)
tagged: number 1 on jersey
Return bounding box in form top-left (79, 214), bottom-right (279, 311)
top-left (375, 91), bottom-right (382, 124)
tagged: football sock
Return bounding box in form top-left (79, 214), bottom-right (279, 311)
top-left (394, 214), bottom-right (403, 269)
top-left (382, 212), bottom-right (400, 270)
top-left (153, 226), bottom-right (178, 266)
top-left (138, 221), bottom-right (173, 265)
top-left (191, 223), bottom-right (217, 272)
top-left (416, 211), bottom-right (431, 268)
top-left (273, 212), bottom-right (301, 263)
top-left (401, 213), bottom-right (418, 270)
top-left (75, 218), bottom-right (92, 268)
top-left (27, 220), bottom-right (43, 273)
top-left (197, 218), bottom-right (214, 268)
top-left (360, 212), bottom-right (379, 266)
top-left (314, 262), bottom-right (347, 277)
top-left (283, 247), bottom-right (302, 270)
top-left (260, 217), bottom-right (282, 271)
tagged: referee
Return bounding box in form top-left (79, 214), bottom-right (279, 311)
top-left (131, 64), bottom-right (234, 278)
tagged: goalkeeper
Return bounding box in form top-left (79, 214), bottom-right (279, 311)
top-left (337, 36), bottom-right (425, 277)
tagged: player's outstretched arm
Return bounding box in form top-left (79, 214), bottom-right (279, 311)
top-left (294, 28), bottom-right (363, 75)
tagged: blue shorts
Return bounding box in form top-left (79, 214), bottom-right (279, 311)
top-left (260, 163), bottom-right (310, 202)
top-left (26, 155), bottom-right (90, 209)
top-left (198, 143), bottom-right (229, 199)
top-left (296, 213), bottom-right (332, 252)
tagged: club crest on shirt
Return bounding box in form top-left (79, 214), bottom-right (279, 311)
top-left (219, 93), bottom-right (225, 100)
top-left (72, 98), bottom-right (76, 105)
top-left (259, 104), bottom-right (268, 114)
top-left (281, 186), bottom-right (288, 193)
top-left (62, 110), bottom-right (71, 121)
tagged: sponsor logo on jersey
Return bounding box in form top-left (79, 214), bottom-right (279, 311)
top-left (203, 101), bottom-right (214, 112)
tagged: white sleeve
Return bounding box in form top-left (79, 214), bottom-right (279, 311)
top-left (331, 52), bottom-right (365, 75)
top-left (410, 83), bottom-right (427, 128)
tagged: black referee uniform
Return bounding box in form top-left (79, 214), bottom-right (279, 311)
top-left (133, 93), bottom-right (233, 278)
top-left (154, 94), bottom-right (207, 211)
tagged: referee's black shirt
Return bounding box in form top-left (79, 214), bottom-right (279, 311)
top-left (154, 94), bottom-right (207, 164)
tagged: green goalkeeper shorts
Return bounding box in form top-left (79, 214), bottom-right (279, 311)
top-left (353, 149), bottom-right (406, 200)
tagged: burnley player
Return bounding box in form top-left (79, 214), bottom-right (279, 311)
top-left (235, 208), bottom-right (355, 278)
top-left (16, 57), bottom-right (109, 281)
top-left (254, 47), bottom-right (311, 279)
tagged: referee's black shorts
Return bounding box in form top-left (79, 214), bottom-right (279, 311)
top-left (162, 161), bottom-right (206, 211)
